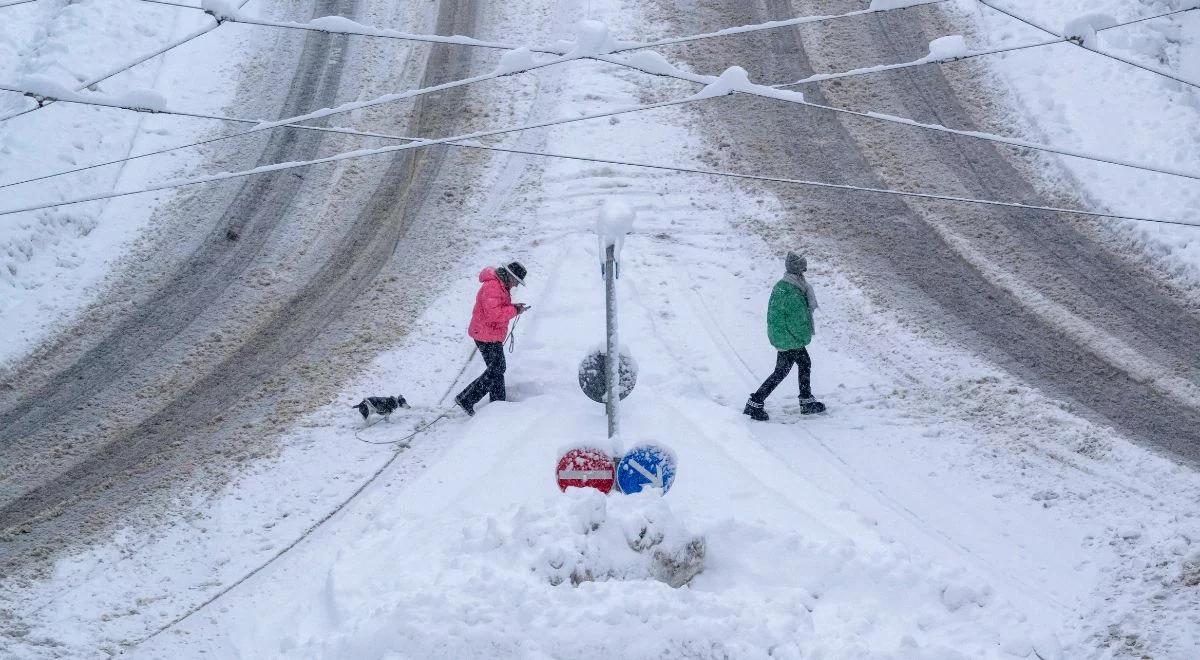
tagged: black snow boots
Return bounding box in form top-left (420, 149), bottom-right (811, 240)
top-left (743, 396), bottom-right (769, 421)
top-left (799, 396), bottom-right (826, 415)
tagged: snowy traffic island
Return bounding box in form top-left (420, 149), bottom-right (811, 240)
top-left (503, 488), bottom-right (704, 589)
top-left (553, 200), bottom-right (703, 589)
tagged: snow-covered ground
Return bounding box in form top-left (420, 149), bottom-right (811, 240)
top-left (957, 0), bottom-right (1200, 282)
top-left (0, 0), bottom-right (287, 367)
top-left (4, 0), bottom-right (1200, 659)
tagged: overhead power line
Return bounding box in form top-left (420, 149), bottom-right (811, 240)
top-left (775, 36), bottom-right (1067, 87)
top-left (0, 0), bottom-right (253, 124)
top-left (135, 0), bottom-right (955, 56)
top-left (795, 92), bottom-right (1200, 183)
top-left (136, 0), bottom-right (1194, 66)
top-left (609, 0), bottom-right (951, 53)
top-left (776, 4), bottom-right (1197, 89)
top-left (0, 0), bottom-right (39, 8)
top-left (1103, 4), bottom-right (1199, 32)
top-left (0, 120), bottom-right (402, 192)
top-left (139, 0), bottom-right (534, 50)
top-left (139, 0), bottom-right (950, 56)
top-left (9, 0), bottom-right (1191, 133)
top-left (0, 53), bottom-right (580, 190)
top-left (139, 0), bottom-right (218, 8)
top-left (269, 120), bottom-right (1200, 228)
top-left (6, 0), bottom-right (1197, 214)
top-left (8, 21), bottom-right (1200, 196)
top-left (601, 53), bottom-right (1200, 183)
top-left (976, 0), bottom-right (1200, 91)
top-left (0, 81), bottom-right (258, 122)
top-left (0, 93), bottom-right (700, 217)
top-left (2, 85), bottom-right (1194, 230)
top-left (445, 143), bottom-right (1198, 229)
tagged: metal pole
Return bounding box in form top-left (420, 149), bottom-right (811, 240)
top-left (605, 243), bottom-right (619, 438)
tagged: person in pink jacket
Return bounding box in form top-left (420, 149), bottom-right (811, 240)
top-left (455, 261), bottom-right (528, 416)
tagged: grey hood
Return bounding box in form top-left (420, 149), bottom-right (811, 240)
top-left (781, 251), bottom-right (818, 334)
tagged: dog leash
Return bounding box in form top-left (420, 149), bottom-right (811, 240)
top-left (351, 339), bottom-right (483, 446)
top-left (507, 312), bottom-right (521, 354)
top-left (356, 313), bottom-right (517, 445)
top-left (351, 410), bottom-right (389, 438)
top-left (353, 407), bottom-right (455, 446)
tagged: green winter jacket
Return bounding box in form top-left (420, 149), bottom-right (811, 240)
top-left (766, 280), bottom-right (812, 350)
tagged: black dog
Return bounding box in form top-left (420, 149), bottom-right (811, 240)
top-left (353, 395), bottom-right (409, 422)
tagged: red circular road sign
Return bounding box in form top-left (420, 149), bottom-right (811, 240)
top-left (556, 448), bottom-right (615, 494)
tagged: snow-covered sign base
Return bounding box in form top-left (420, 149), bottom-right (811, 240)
top-left (524, 489), bottom-right (705, 588)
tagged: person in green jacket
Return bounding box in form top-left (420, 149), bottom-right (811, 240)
top-left (744, 252), bottom-right (825, 420)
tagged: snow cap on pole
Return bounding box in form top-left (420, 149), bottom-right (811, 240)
top-left (596, 200), bottom-right (636, 264)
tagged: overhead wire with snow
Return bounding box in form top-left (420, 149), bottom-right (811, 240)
top-left (133, 0), bottom-right (949, 56)
top-left (975, 0), bottom-right (1200, 91)
top-left (421, 142), bottom-right (1200, 229)
top-left (0, 80), bottom-right (261, 121)
top-left (140, 0), bottom-right (536, 50)
top-left (772, 35), bottom-right (1068, 88)
top-left (605, 0), bottom-right (952, 54)
top-left (6, 3), bottom-right (1200, 195)
top-left (0, 0), bottom-right (254, 124)
top-left (0, 94), bottom-right (702, 216)
top-left (598, 52), bottom-right (1200, 184)
top-left (2, 83), bottom-right (1197, 229)
top-left (1102, 4), bottom-right (1199, 32)
top-left (0, 123), bottom-right (417, 192)
top-left (0, 53), bottom-right (584, 190)
top-left (3, 2), bottom-right (1198, 229)
top-left (15, 40), bottom-right (1200, 200)
top-left (771, 4), bottom-right (1198, 89)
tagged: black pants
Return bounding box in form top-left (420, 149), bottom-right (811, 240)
top-left (752, 348), bottom-right (812, 402)
top-left (458, 341), bottom-right (506, 406)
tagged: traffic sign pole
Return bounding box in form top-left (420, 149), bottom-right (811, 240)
top-left (605, 243), bottom-right (619, 440)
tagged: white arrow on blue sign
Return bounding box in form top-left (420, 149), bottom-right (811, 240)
top-left (616, 445), bottom-right (676, 495)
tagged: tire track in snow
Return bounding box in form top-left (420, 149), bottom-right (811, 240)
top-left (655, 0), bottom-right (1200, 465)
top-left (0, 0), bottom-right (487, 579)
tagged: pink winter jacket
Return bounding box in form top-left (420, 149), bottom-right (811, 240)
top-left (468, 267), bottom-right (518, 342)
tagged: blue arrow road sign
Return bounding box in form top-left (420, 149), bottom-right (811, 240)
top-left (616, 445), bottom-right (676, 495)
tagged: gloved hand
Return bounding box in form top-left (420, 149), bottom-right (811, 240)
top-left (515, 303), bottom-right (530, 314)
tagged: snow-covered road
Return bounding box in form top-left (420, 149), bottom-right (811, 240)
top-left (0, 0), bottom-right (500, 580)
top-left (667, 0), bottom-right (1200, 468)
top-left (2, 0), bottom-right (1200, 658)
